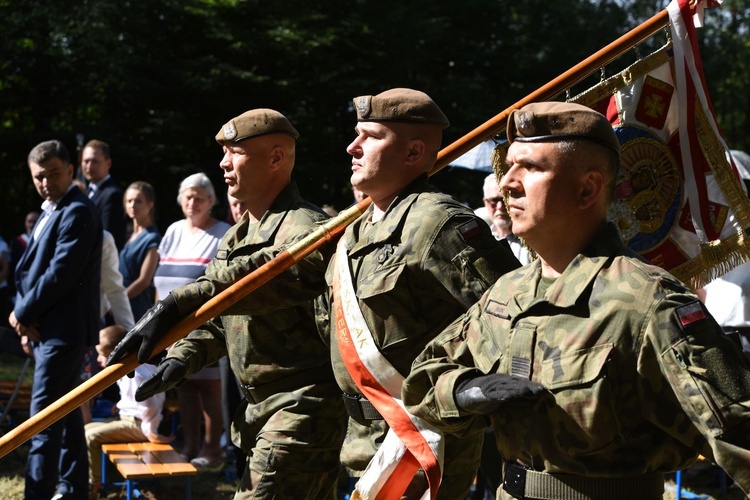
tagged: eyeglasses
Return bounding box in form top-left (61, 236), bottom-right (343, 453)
top-left (483, 197), bottom-right (503, 205)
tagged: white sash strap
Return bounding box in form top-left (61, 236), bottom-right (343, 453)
top-left (334, 239), bottom-right (443, 500)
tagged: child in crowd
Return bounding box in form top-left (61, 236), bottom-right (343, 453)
top-left (85, 325), bottom-right (174, 498)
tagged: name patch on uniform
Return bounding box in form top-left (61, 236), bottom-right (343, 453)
top-left (676, 301), bottom-right (707, 328)
top-left (458, 220), bottom-right (482, 241)
top-left (215, 249), bottom-right (229, 260)
top-left (485, 299), bottom-right (509, 319)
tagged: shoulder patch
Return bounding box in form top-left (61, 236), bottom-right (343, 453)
top-left (485, 299), bottom-right (509, 319)
top-left (457, 219), bottom-right (482, 241)
top-left (676, 301), bottom-right (707, 328)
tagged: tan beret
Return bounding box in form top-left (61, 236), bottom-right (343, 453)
top-left (353, 88), bottom-right (449, 128)
top-left (507, 102), bottom-right (620, 156)
top-left (215, 108), bottom-right (299, 144)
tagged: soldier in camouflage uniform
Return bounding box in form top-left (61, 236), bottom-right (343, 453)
top-left (107, 109), bottom-right (347, 499)
top-left (318, 88), bottom-right (521, 499)
top-left (402, 102), bottom-right (750, 499)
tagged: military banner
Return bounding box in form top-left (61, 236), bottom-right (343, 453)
top-left (570, 0), bottom-right (750, 288)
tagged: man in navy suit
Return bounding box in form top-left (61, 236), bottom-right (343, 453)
top-left (10, 140), bottom-right (102, 500)
top-left (81, 139), bottom-right (127, 250)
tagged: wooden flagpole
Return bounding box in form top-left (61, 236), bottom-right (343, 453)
top-left (432, 8), bottom-right (669, 173)
top-left (0, 8), bottom-right (669, 458)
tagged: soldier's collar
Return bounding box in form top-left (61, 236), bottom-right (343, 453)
top-left (542, 223), bottom-right (621, 308)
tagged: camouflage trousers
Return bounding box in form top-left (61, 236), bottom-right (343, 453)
top-left (233, 382), bottom-right (347, 499)
top-left (342, 417), bottom-right (483, 500)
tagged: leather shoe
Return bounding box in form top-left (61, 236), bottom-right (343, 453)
top-left (51, 493), bottom-right (76, 500)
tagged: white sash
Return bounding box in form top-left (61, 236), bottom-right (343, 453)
top-left (333, 239), bottom-right (443, 500)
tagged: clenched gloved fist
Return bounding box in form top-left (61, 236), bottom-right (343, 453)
top-left (135, 358), bottom-right (188, 402)
top-left (107, 294), bottom-right (181, 366)
top-left (454, 373), bottom-right (547, 415)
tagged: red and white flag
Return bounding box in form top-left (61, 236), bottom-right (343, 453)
top-left (572, 0), bottom-right (750, 287)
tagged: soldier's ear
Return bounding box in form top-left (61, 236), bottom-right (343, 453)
top-left (404, 139), bottom-right (425, 166)
top-left (268, 145), bottom-right (285, 170)
top-left (578, 169), bottom-right (605, 210)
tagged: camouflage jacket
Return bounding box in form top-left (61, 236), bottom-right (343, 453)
top-left (324, 175), bottom-right (521, 397)
top-left (403, 223), bottom-right (750, 493)
top-left (167, 181), bottom-right (336, 392)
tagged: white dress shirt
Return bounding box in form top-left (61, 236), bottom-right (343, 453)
top-left (100, 230), bottom-right (135, 330)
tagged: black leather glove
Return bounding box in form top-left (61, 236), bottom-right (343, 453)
top-left (454, 373), bottom-right (547, 415)
top-left (107, 294), bottom-right (181, 366)
top-left (135, 358), bottom-right (188, 402)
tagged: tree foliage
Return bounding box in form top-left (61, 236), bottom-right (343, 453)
top-left (1, 0), bottom-right (747, 238)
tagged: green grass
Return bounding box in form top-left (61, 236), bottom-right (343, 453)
top-left (0, 352), bottom-right (34, 385)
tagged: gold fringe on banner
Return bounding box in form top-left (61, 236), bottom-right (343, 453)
top-left (572, 43), bottom-right (673, 110)
top-left (674, 230), bottom-right (750, 289)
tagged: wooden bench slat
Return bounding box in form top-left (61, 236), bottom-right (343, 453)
top-left (109, 452), bottom-right (143, 464)
top-left (149, 450), bottom-right (195, 475)
top-left (112, 461), bottom-right (153, 478)
top-left (102, 443), bottom-right (134, 452)
top-left (102, 441), bottom-right (197, 479)
top-left (128, 442), bottom-right (170, 452)
top-left (151, 448), bottom-right (187, 463)
top-left (140, 462), bottom-right (171, 476)
top-left (0, 380), bottom-right (32, 410)
top-left (137, 449), bottom-right (165, 466)
top-left (164, 464), bottom-right (199, 476)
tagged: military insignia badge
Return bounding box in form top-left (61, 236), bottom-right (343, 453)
top-left (223, 121), bottom-right (237, 141)
top-left (355, 96), bottom-right (372, 118)
top-left (516, 111), bottom-right (534, 136)
top-left (676, 301), bottom-right (707, 328)
top-left (376, 244), bottom-right (393, 264)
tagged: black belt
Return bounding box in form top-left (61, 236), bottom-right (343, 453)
top-left (342, 393), bottom-right (383, 421)
top-left (502, 462), bottom-right (665, 499)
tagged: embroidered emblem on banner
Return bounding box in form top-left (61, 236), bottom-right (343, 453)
top-left (636, 75), bottom-right (674, 130)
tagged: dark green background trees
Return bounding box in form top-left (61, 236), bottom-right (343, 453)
top-left (1, 0), bottom-right (748, 238)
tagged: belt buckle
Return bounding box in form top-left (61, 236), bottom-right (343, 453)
top-left (503, 462), bottom-right (527, 499)
top-left (239, 384), bottom-right (255, 402)
top-left (342, 393), bottom-right (364, 420)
